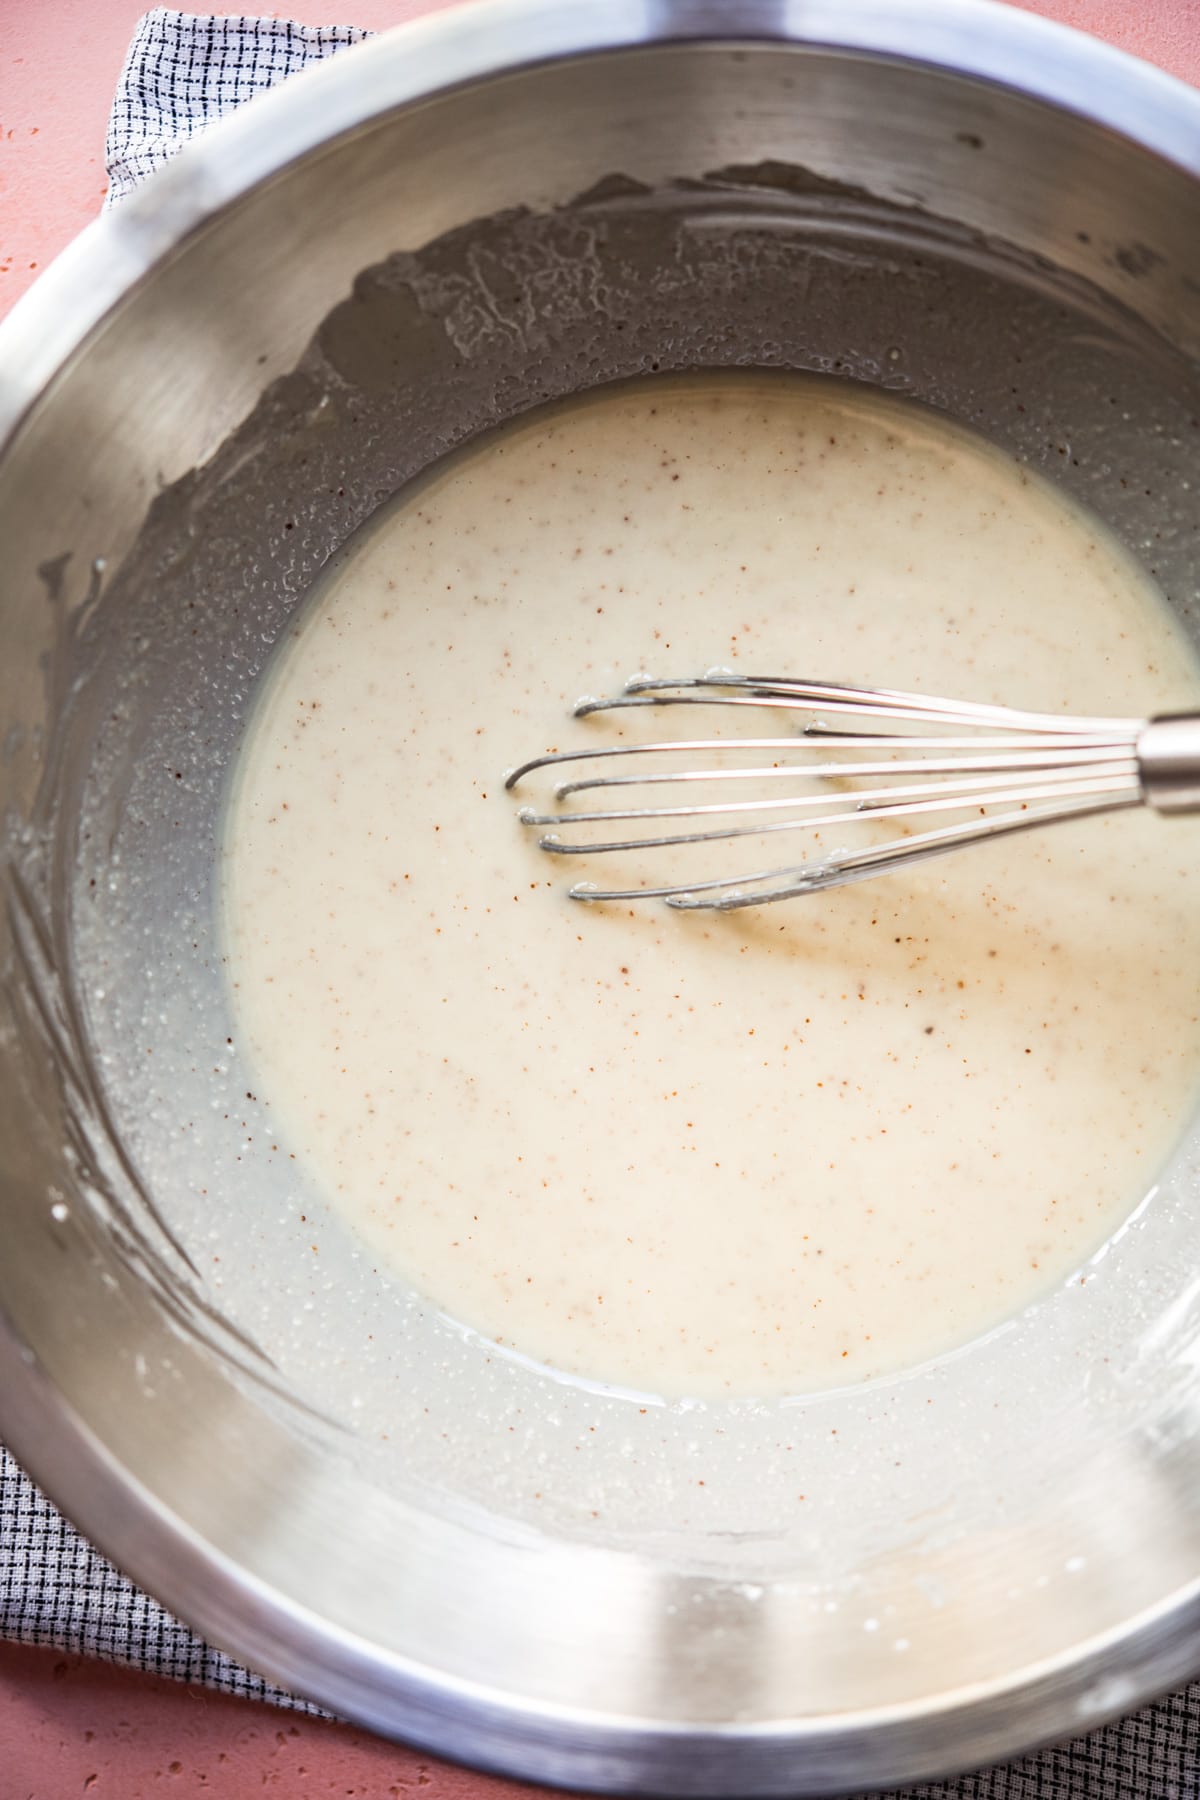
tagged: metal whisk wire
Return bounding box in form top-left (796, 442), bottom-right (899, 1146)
top-left (504, 674), bottom-right (1200, 911)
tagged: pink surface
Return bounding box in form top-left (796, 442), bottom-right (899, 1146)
top-left (1007, 0), bottom-right (1200, 78)
top-left (1, 0), bottom-right (464, 318)
top-left (1, 1), bottom-right (1198, 1795)
top-left (0, 1643), bottom-right (553, 1798)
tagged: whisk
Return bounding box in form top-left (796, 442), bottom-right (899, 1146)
top-left (504, 673), bottom-right (1200, 911)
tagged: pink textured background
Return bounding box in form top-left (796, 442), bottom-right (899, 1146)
top-left (1, 2), bottom-right (1197, 1795)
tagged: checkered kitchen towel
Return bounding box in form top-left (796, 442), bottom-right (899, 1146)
top-left (104, 7), bottom-right (371, 202)
top-left (5, 10), bottom-right (1200, 1792)
top-left (0, 1446), bottom-right (320, 1712)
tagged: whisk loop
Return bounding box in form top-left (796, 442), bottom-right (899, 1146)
top-left (504, 674), bottom-right (1200, 910)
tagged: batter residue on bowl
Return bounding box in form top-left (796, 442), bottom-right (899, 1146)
top-left (220, 375), bottom-right (1200, 1398)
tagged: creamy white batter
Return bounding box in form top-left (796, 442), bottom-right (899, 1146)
top-left (220, 376), bottom-right (1200, 1398)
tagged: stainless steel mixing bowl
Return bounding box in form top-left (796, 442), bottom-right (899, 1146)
top-left (3, 2), bottom-right (1200, 1793)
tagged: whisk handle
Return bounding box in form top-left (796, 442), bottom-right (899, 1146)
top-left (1139, 714), bottom-right (1200, 813)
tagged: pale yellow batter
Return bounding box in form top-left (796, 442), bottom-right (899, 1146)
top-left (220, 376), bottom-right (1200, 1398)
